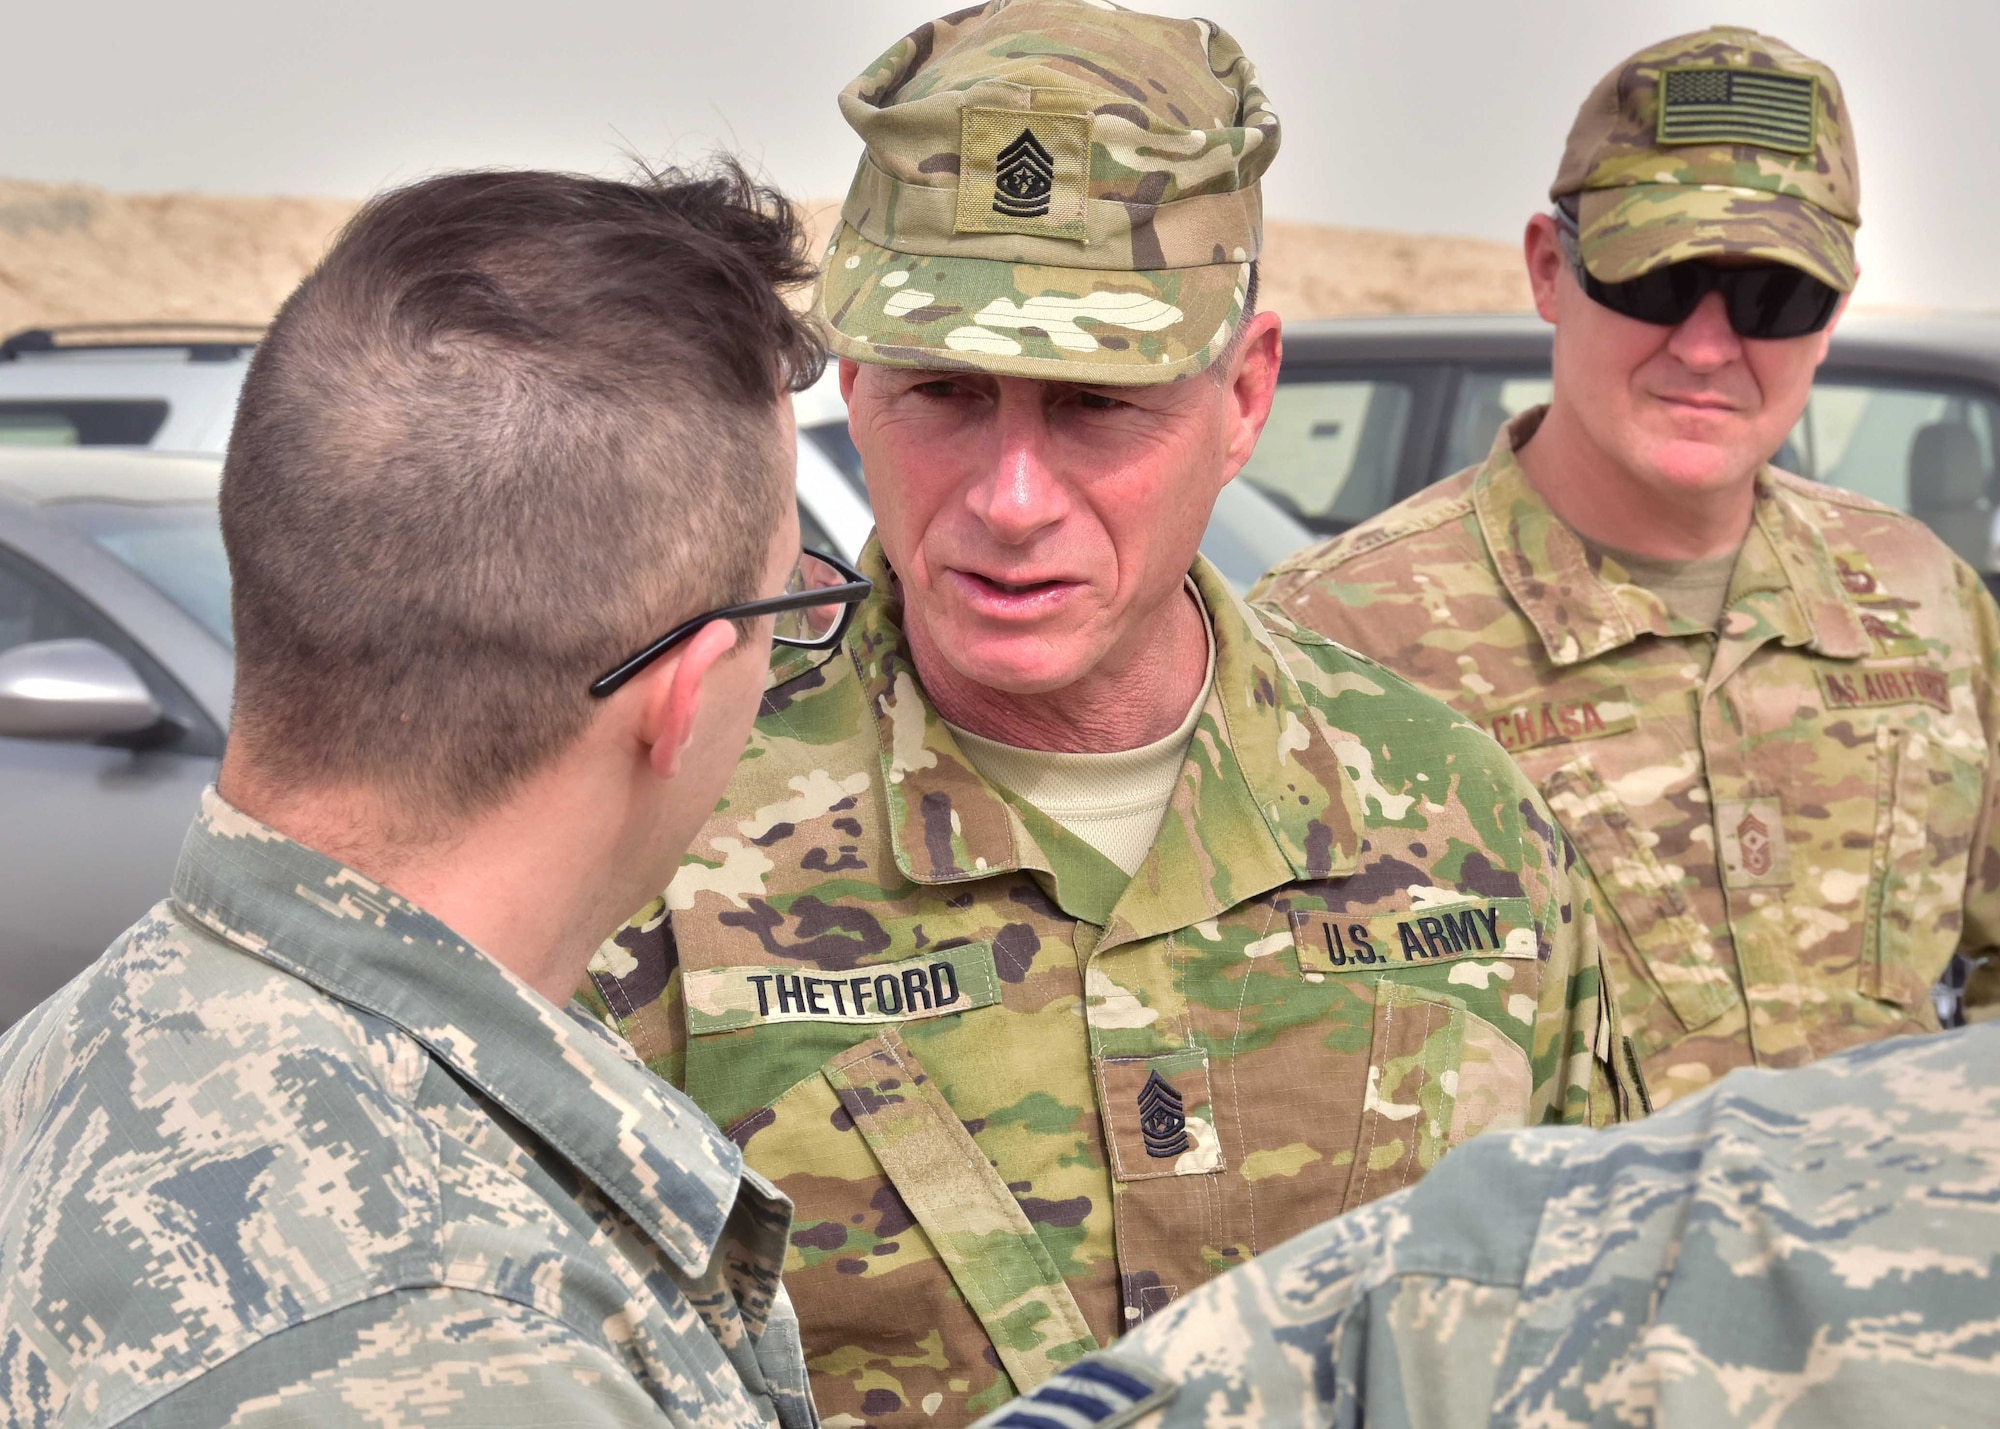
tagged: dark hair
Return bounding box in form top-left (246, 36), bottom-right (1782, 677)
top-left (221, 159), bottom-right (823, 825)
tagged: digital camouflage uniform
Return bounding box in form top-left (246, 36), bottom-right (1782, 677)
top-left (970, 1020), bottom-right (2000, 1429)
top-left (1256, 28), bottom-right (2000, 1109)
top-left (585, 548), bottom-right (1631, 1426)
top-left (0, 789), bottom-right (815, 1428)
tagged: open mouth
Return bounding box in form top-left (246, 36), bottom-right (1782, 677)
top-left (950, 569), bottom-right (1081, 615)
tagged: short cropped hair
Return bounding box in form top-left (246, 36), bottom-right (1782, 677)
top-left (222, 161), bottom-right (822, 825)
top-left (1209, 261), bottom-right (1261, 382)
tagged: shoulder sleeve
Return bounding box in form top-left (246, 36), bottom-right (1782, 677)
top-left (579, 896), bottom-right (688, 1088)
top-left (119, 1288), bottom-right (675, 1428)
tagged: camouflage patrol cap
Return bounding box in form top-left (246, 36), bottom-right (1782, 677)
top-left (1552, 27), bottom-right (1860, 292)
top-left (813, 0), bottom-right (1279, 384)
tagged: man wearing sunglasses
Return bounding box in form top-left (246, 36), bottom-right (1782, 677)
top-left (582, 3), bottom-right (1633, 1424)
top-left (1259, 27), bottom-right (2000, 1109)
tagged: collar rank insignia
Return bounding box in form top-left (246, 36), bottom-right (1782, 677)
top-left (1137, 1068), bottom-right (1189, 1158)
top-left (992, 127), bottom-right (1056, 218)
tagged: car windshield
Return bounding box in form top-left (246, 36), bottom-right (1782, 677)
top-left (42, 499), bottom-right (232, 647)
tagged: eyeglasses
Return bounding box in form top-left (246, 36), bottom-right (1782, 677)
top-left (1556, 221), bottom-right (1842, 340)
top-left (589, 548), bottom-right (871, 698)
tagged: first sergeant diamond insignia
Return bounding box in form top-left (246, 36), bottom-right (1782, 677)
top-left (1137, 1069), bottom-right (1189, 1159)
top-left (992, 127), bottom-right (1055, 218)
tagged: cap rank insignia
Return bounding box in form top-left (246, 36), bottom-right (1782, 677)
top-left (992, 128), bottom-right (1055, 218)
top-left (954, 107), bottom-right (1090, 241)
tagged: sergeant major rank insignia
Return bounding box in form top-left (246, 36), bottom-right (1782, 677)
top-left (992, 128), bottom-right (1054, 218)
top-left (1136, 1069), bottom-right (1189, 1159)
top-left (954, 107), bottom-right (1090, 241)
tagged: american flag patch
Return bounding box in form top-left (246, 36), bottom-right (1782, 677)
top-left (1657, 66), bottom-right (1817, 153)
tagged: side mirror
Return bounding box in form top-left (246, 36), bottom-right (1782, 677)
top-left (0, 639), bottom-right (163, 742)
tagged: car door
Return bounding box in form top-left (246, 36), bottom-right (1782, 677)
top-left (0, 546), bottom-right (222, 1027)
top-left (1235, 364), bottom-right (1446, 538)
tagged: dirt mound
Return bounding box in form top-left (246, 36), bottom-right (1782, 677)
top-left (0, 179), bottom-right (1530, 335)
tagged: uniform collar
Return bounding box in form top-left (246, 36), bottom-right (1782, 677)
top-left (1471, 407), bottom-right (1869, 666)
top-left (847, 541), bottom-right (1363, 946)
top-left (171, 789), bottom-right (784, 1287)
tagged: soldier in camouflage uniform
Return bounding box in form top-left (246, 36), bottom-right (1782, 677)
top-left (0, 166), bottom-right (831, 1426)
top-left (1258, 28), bottom-right (2000, 1109)
top-left (972, 1019), bottom-right (2000, 1428)
top-left (585, 4), bottom-right (1632, 1424)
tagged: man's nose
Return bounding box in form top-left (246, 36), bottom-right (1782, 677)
top-left (1666, 289), bottom-right (1743, 371)
top-left (969, 392), bottom-right (1069, 544)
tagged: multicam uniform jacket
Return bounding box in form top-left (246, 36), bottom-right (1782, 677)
top-left (972, 1020), bottom-right (2000, 1429)
top-left (585, 544), bottom-right (1629, 1427)
top-left (0, 789), bottom-right (815, 1429)
top-left (1257, 409), bottom-right (2000, 1108)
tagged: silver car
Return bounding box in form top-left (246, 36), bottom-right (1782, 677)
top-left (0, 449), bottom-right (230, 1025)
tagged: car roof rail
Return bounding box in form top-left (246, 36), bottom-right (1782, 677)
top-left (0, 321), bottom-right (265, 363)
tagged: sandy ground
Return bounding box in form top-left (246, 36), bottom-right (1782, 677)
top-left (0, 179), bottom-right (1530, 336)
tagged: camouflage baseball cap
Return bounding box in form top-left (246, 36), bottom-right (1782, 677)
top-left (1551, 27), bottom-right (1860, 292)
top-left (813, 0), bottom-right (1279, 385)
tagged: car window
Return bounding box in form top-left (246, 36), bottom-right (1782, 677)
top-left (1237, 379), bottom-right (1414, 534)
top-left (802, 422), bottom-right (869, 500)
top-left (0, 544), bottom-right (223, 752)
top-left (0, 401), bottom-right (170, 448)
top-left (39, 500), bottom-right (232, 647)
top-left (1440, 370), bottom-right (1553, 476)
top-left (798, 499), bottom-right (838, 558)
top-left (0, 546), bottom-right (129, 656)
top-left (1784, 380), bottom-right (2000, 571)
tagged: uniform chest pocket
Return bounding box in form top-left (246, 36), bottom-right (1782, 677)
top-left (1342, 982), bottom-right (1531, 1210)
top-left (1542, 756), bottom-right (1739, 1041)
top-left (1281, 902), bottom-right (1539, 1212)
top-left (1865, 724), bottom-right (1984, 1008)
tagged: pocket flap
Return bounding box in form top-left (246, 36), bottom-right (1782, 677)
top-left (822, 1029), bottom-right (1097, 1392)
top-left (1543, 758), bottom-right (1738, 1034)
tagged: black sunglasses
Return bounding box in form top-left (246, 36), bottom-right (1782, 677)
top-left (1558, 223), bottom-right (1842, 340)
top-left (589, 548), bottom-right (871, 698)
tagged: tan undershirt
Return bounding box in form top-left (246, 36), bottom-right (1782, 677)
top-left (947, 589), bottom-right (1217, 877)
top-left (1588, 539), bottom-right (1742, 631)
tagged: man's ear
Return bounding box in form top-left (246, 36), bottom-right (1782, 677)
top-left (631, 619), bottom-right (740, 781)
top-left (1524, 214), bottom-right (1567, 324)
top-left (1220, 309), bottom-right (1284, 480)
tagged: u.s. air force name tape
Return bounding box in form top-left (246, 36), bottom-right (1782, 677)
top-left (684, 941), bottom-right (1002, 1035)
top-left (1289, 897), bottom-right (1537, 977)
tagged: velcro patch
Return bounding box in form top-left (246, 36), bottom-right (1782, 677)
top-left (1096, 1048), bottom-right (1222, 1181)
top-left (1816, 664), bottom-right (1951, 714)
top-left (1291, 898), bottom-right (1537, 976)
top-left (954, 107), bottom-right (1090, 241)
top-left (684, 943), bottom-right (1000, 1036)
top-left (985, 1355), bottom-right (1175, 1429)
top-left (1481, 687), bottom-right (1637, 754)
top-left (1657, 66), bottom-right (1817, 154)
top-left (1716, 796), bottom-right (1790, 888)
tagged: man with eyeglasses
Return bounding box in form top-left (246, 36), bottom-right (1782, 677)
top-left (0, 163), bottom-right (850, 1425)
top-left (581, 3), bottom-right (1633, 1424)
top-left (1258, 27), bottom-right (2000, 1109)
